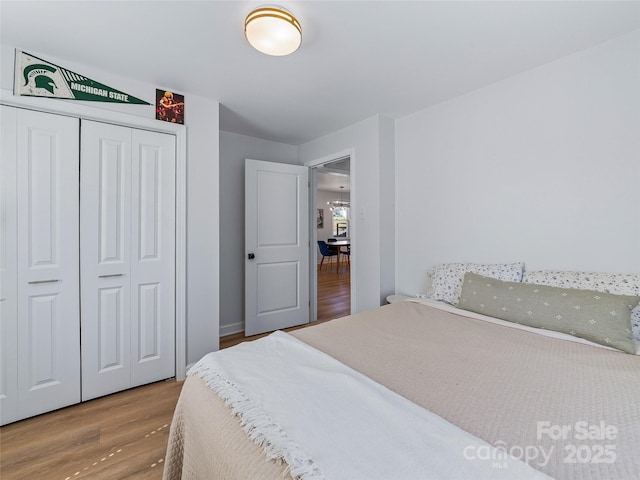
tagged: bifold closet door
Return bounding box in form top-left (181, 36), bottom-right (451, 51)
top-left (80, 121), bottom-right (175, 401)
top-left (129, 128), bottom-right (176, 387)
top-left (0, 106), bottom-right (81, 425)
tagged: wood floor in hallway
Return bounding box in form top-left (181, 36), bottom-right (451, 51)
top-left (316, 263), bottom-right (351, 322)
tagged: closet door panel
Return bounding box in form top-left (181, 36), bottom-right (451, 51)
top-left (15, 109), bottom-right (80, 420)
top-left (81, 121), bottom-right (132, 401)
top-left (98, 140), bottom-right (128, 266)
top-left (0, 106), bottom-right (18, 425)
top-left (130, 130), bottom-right (175, 385)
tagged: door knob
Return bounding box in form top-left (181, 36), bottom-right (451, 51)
top-left (248, 253), bottom-right (255, 260)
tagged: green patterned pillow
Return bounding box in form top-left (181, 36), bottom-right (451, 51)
top-left (458, 272), bottom-right (638, 354)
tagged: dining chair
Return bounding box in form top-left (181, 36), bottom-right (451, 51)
top-left (340, 245), bottom-right (350, 270)
top-left (317, 241), bottom-right (339, 272)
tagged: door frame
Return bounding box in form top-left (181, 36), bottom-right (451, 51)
top-left (305, 148), bottom-right (355, 321)
top-left (1, 89), bottom-right (188, 381)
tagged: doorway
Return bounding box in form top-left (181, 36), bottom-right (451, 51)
top-left (312, 157), bottom-right (351, 322)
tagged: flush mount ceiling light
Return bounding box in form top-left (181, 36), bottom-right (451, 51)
top-left (244, 6), bottom-right (302, 56)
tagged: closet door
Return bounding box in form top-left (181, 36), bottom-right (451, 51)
top-left (0, 106), bottom-right (19, 424)
top-left (81, 121), bottom-right (175, 401)
top-left (1, 106), bottom-right (80, 424)
top-left (130, 129), bottom-right (175, 386)
top-left (81, 122), bottom-right (132, 400)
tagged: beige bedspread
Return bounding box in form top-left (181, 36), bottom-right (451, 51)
top-left (164, 302), bottom-right (640, 479)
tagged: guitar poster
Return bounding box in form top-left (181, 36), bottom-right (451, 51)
top-left (156, 89), bottom-right (185, 124)
top-left (15, 49), bottom-right (149, 105)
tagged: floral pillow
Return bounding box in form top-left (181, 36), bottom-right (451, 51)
top-left (522, 271), bottom-right (640, 341)
top-left (426, 262), bottom-right (525, 305)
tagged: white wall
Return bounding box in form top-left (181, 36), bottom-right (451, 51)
top-left (219, 130), bottom-right (298, 336)
top-left (378, 116), bottom-right (396, 299)
top-left (395, 30), bottom-right (640, 296)
top-left (316, 189), bottom-right (336, 244)
top-left (299, 115), bottom-right (396, 310)
top-left (186, 95), bottom-right (220, 363)
top-left (1, 44), bottom-right (220, 366)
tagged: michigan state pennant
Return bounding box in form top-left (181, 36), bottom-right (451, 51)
top-left (14, 50), bottom-right (149, 105)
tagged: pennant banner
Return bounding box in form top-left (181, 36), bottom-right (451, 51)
top-left (14, 49), bottom-right (149, 105)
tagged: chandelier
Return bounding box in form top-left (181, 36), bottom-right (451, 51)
top-left (327, 186), bottom-right (349, 211)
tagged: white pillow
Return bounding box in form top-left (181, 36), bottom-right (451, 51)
top-left (426, 262), bottom-right (524, 305)
top-left (522, 271), bottom-right (640, 341)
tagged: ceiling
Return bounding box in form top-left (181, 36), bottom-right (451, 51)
top-left (317, 157), bottom-right (350, 193)
top-left (1, 1), bottom-right (639, 145)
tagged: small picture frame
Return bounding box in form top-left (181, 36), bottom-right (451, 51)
top-left (317, 209), bottom-right (324, 229)
top-left (156, 89), bottom-right (184, 124)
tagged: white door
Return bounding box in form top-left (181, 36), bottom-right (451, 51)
top-left (245, 159), bottom-right (309, 336)
top-left (81, 121), bottom-right (175, 401)
top-left (1, 106), bottom-right (81, 425)
top-left (0, 106), bottom-right (19, 424)
top-left (130, 128), bottom-right (176, 387)
top-left (80, 121), bottom-right (132, 400)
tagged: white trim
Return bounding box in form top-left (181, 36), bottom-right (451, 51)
top-left (174, 120), bottom-right (187, 381)
top-left (305, 148), bottom-right (356, 316)
top-left (1, 90), bottom-right (178, 134)
top-left (304, 148), bottom-right (353, 169)
top-left (349, 150), bottom-right (356, 315)
top-left (220, 321), bottom-right (244, 337)
top-left (1, 88), bottom-right (188, 381)
top-left (309, 168), bottom-right (318, 321)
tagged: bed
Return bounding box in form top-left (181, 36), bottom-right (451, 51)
top-left (163, 267), bottom-right (640, 480)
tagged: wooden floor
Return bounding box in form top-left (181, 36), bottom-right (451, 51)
top-left (316, 258), bottom-right (351, 322)
top-left (221, 264), bottom-right (351, 349)
top-left (0, 379), bottom-right (183, 480)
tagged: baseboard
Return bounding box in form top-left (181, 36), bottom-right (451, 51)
top-left (220, 322), bottom-right (244, 337)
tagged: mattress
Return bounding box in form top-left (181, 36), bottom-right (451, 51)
top-left (163, 301), bottom-right (640, 479)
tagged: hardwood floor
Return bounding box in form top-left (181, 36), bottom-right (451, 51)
top-left (316, 261), bottom-right (350, 322)
top-left (221, 265), bottom-right (351, 349)
top-left (0, 379), bottom-right (183, 480)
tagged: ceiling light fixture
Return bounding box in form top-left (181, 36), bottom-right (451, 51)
top-left (244, 6), bottom-right (302, 56)
top-left (328, 186), bottom-right (350, 211)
